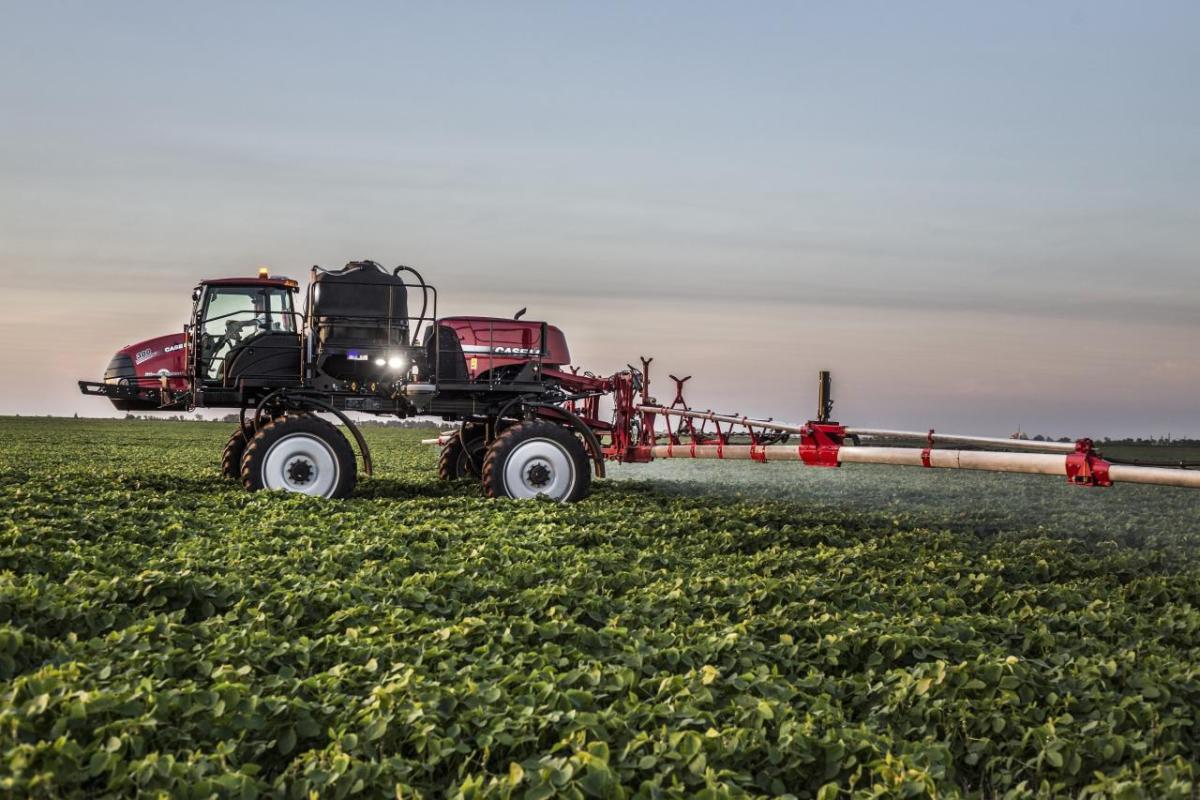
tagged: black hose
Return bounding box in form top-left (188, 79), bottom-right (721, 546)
top-left (393, 265), bottom-right (429, 343)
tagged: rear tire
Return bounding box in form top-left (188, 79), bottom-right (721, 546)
top-left (438, 422), bottom-right (499, 480)
top-left (240, 415), bottom-right (357, 499)
top-left (481, 420), bottom-right (591, 502)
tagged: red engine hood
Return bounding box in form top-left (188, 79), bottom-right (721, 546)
top-left (91, 331), bottom-right (189, 411)
top-left (112, 333), bottom-right (188, 380)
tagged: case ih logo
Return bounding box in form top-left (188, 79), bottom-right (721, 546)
top-left (134, 348), bottom-right (155, 365)
top-left (163, 343), bottom-right (184, 354)
top-left (463, 345), bottom-right (539, 356)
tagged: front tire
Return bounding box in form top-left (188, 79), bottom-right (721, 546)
top-left (240, 415), bottom-right (357, 499)
top-left (481, 420), bottom-right (591, 502)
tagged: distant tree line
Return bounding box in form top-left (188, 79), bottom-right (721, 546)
top-left (1102, 436), bottom-right (1200, 446)
top-left (1011, 430), bottom-right (1197, 446)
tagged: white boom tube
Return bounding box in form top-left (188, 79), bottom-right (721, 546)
top-left (839, 446), bottom-right (1066, 475)
top-left (642, 407), bottom-right (1080, 454)
top-left (845, 428), bottom-right (1078, 453)
top-left (648, 444), bottom-right (1200, 489)
top-left (1108, 464), bottom-right (1200, 489)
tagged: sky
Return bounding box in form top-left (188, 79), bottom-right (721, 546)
top-left (1, 2), bottom-right (1197, 437)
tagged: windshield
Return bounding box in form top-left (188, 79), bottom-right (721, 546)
top-left (200, 286), bottom-right (295, 381)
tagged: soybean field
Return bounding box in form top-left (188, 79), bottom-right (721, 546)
top-left (1, 418), bottom-right (1198, 798)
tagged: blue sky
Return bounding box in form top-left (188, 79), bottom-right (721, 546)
top-left (1, 2), bottom-right (1197, 435)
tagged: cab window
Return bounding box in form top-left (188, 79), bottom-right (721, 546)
top-left (199, 286), bottom-right (295, 380)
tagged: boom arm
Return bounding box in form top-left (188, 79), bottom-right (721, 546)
top-left (603, 367), bottom-right (1200, 491)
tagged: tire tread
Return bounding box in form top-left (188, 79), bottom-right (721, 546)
top-left (220, 423), bottom-right (255, 480)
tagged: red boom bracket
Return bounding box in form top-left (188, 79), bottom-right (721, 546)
top-left (798, 422), bottom-right (846, 467)
top-left (1065, 438), bottom-right (1113, 487)
top-left (921, 428), bottom-right (935, 468)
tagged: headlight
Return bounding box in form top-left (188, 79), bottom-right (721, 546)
top-left (374, 358), bottom-right (386, 367)
top-left (387, 355), bottom-right (405, 370)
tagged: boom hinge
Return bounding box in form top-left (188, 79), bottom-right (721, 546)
top-left (1065, 438), bottom-right (1112, 487)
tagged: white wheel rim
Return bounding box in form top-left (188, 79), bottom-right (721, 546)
top-left (261, 432), bottom-right (340, 497)
top-left (502, 438), bottom-right (575, 500)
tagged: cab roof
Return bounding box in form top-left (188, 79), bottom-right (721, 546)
top-left (202, 276), bottom-right (298, 289)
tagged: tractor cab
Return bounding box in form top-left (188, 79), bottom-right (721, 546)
top-left (188, 271), bottom-right (302, 387)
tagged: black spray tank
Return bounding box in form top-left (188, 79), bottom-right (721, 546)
top-left (309, 261), bottom-right (410, 382)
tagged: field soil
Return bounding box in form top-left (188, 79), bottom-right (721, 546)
top-left (1, 418), bottom-right (1198, 798)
